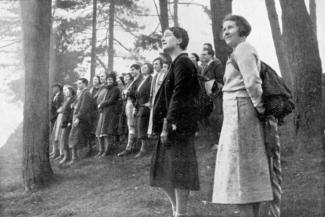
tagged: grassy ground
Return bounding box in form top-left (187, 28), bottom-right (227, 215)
top-left (0, 124), bottom-right (324, 217)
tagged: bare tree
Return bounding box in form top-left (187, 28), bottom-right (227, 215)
top-left (107, 0), bottom-right (115, 72)
top-left (309, 0), bottom-right (317, 39)
top-left (90, 0), bottom-right (98, 81)
top-left (210, 0), bottom-right (232, 65)
top-left (265, 0), bottom-right (293, 88)
top-left (159, 0), bottom-right (169, 32)
top-left (173, 0), bottom-right (179, 27)
top-left (21, 0), bottom-right (53, 191)
top-left (279, 0), bottom-right (322, 149)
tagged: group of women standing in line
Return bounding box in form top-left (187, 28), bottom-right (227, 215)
top-left (49, 53), bottom-right (172, 165)
top-left (50, 13), bottom-right (275, 217)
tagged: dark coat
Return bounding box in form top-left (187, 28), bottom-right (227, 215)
top-left (59, 96), bottom-right (76, 150)
top-left (201, 58), bottom-right (224, 84)
top-left (95, 85), bottom-right (121, 137)
top-left (134, 75), bottom-right (152, 139)
top-left (69, 88), bottom-right (93, 148)
top-left (50, 92), bottom-right (64, 124)
top-left (89, 86), bottom-right (100, 134)
top-left (152, 53), bottom-right (199, 136)
top-left (202, 59), bottom-right (224, 139)
top-left (60, 96), bottom-right (76, 128)
top-left (150, 53), bottom-right (200, 190)
top-left (128, 75), bottom-right (143, 106)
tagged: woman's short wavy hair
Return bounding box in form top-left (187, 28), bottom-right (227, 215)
top-left (166, 26), bottom-right (189, 50)
top-left (223, 14), bottom-right (251, 37)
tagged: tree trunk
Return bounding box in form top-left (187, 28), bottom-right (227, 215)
top-left (210, 0), bottom-right (232, 65)
top-left (265, 0), bottom-right (293, 89)
top-left (309, 0), bottom-right (317, 40)
top-left (90, 0), bottom-right (97, 81)
top-left (21, 0), bottom-right (53, 191)
top-left (173, 0), bottom-right (179, 27)
top-left (280, 0), bottom-right (323, 150)
top-left (108, 0), bottom-right (115, 73)
top-left (159, 0), bottom-right (169, 32)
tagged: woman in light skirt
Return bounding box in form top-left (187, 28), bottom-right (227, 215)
top-left (212, 15), bottom-right (273, 217)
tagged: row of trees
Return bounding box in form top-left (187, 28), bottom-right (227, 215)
top-left (21, 0), bottom-right (323, 191)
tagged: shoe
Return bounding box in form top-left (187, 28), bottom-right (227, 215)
top-left (117, 149), bottom-right (132, 157)
top-left (54, 155), bottom-right (63, 161)
top-left (59, 157), bottom-right (69, 165)
top-left (95, 151), bottom-right (103, 158)
top-left (134, 150), bottom-right (147, 158)
top-left (210, 143), bottom-right (218, 151)
top-left (50, 152), bottom-right (59, 159)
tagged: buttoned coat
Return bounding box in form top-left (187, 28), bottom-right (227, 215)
top-left (150, 53), bottom-right (200, 190)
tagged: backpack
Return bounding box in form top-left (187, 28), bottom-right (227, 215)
top-left (230, 57), bottom-right (295, 125)
top-left (193, 74), bottom-right (214, 120)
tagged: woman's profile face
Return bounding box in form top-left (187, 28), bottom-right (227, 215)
top-left (161, 30), bottom-right (180, 51)
top-left (222, 20), bottom-right (241, 48)
top-left (99, 72), bottom-right (107, 83)
top-left (93, 76), bottom-right (100, 86)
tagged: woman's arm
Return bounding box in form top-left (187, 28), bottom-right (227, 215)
top-left (235, 43), bottom-right (264, 113)
top-left (100, 87), bottom-right (120, 108)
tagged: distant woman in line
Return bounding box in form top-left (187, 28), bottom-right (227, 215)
top-left (150, 26), bottom-right (200, 217)
top-left (95, 72), bottom-right (121, 157)
top-left (118, 73), bottom-right (133, 146)
top-left (212, 15), bottom-right (273, 217)
top-left (58, 85), bottom-right (76, 165)
top-left (89, 75), bottom-right (101, 155)
top-left (133, 62), bottom-right (153, 158)
top-left (50, 83), bottom-right (64, 159)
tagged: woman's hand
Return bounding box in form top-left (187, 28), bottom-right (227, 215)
top-left (73, 118), bottom-right (79, 127)
top-left (160, 131), bottom-right (168, 145)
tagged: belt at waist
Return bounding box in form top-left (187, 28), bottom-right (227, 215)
top-left (222, 90), bottom-right (250, 99)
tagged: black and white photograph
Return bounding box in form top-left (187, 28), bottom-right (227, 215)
top-left (0, 0), bottom-right (324, 216)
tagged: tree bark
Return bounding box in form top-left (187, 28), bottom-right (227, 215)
top-left (309, 0), bottom-right (317, 40)
top-left (90, 0), bottom-right (97, 81)
top-left (265, 0), bottom-right (293, 89)
top-left (280, 0), bottom-right (323, 149)
top-left (159, 0), bottom-right (169, 32)
top-left (21, 0), bottom-right (53, 191)
top-left (107, 0), bottom-right (115, 73)
top-left (173, 0), bottom-right (179, 27)
top-left (210, 0), bottom-right (232, 65)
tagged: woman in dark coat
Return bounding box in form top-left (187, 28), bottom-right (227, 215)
top-left (150, 27), bottom-right (200, 217)
top-left (133, 63), bottom-right (153, 158)
top-left (58, 85), bottom-right (76, 165)
top-left (95, 72), bottom-right (121, 157)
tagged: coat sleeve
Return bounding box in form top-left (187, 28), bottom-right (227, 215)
top-left (166, 57), bottom-right (195, 125)
top-left (213, 59), bottom-right (224, 85)
top-left (75, 91), bottom-right (92, 122)
top-left (100, 87), bottom-right (120, 108)
top-left (234, 43), bottom-right (263, 110)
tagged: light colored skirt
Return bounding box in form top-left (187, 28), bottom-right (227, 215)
top-left (51, 113), bottom-right (63, 142)
top-left (212, 96), bottom-right (273, 204)
top-left (125, 99), bottom-right (136, 135)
